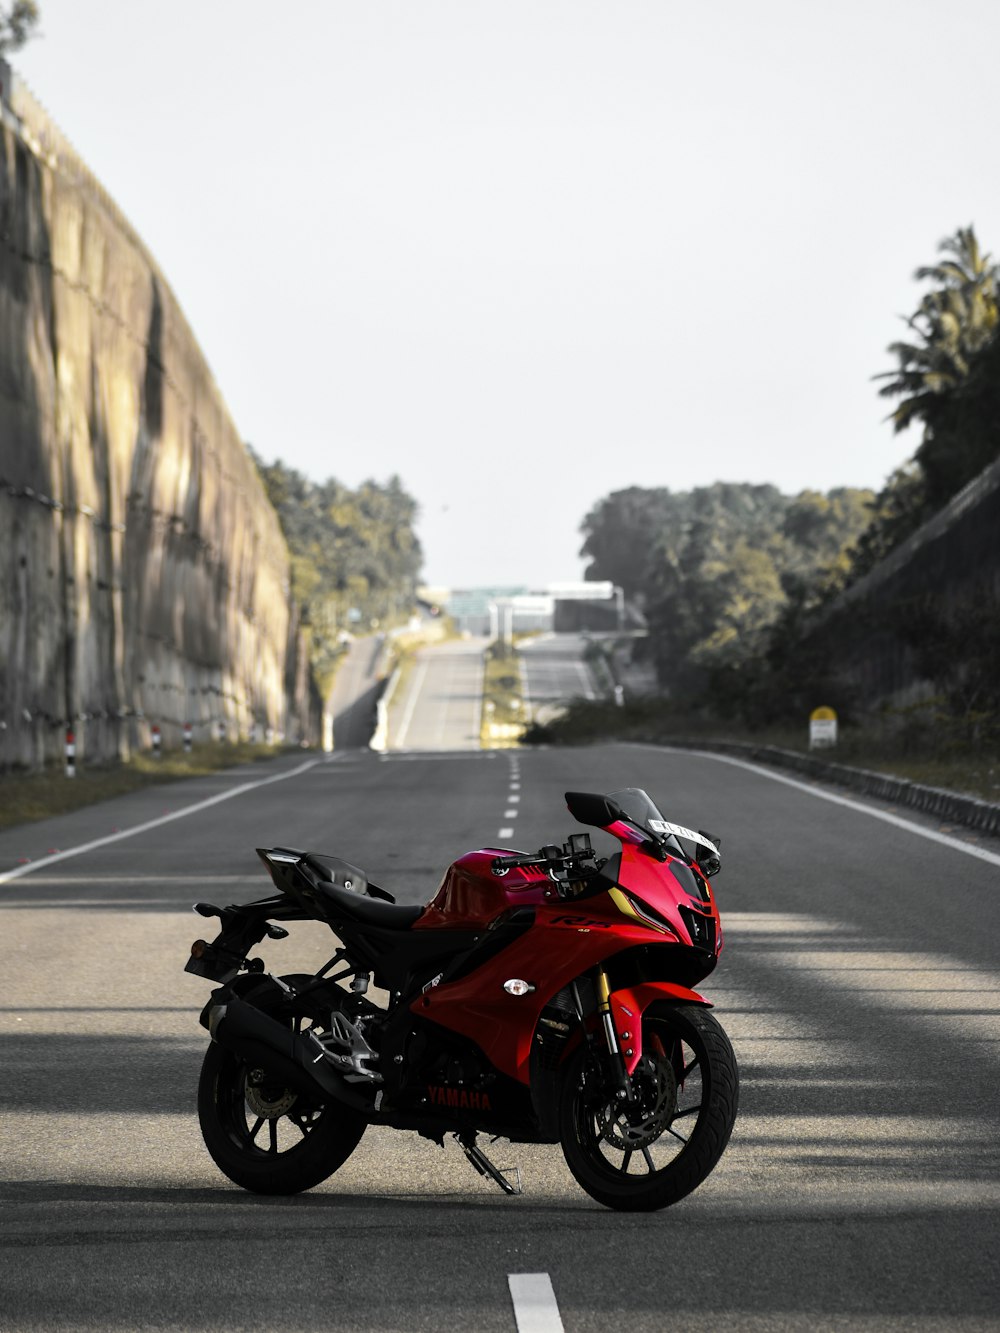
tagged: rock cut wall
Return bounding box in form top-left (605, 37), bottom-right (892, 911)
top-left (0, 78), bottom-right (320, 769)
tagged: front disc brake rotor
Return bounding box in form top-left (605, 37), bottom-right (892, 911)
top-left (597, 1055), bottom-right (677, 1150)
top-left (243, 1069), bottom-right (298, 1119)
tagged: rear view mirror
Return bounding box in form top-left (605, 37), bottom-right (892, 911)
top-left (564, 791), bottom-right (624, 829)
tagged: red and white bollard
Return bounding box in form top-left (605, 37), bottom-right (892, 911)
top-left (183, 722), bottom-right (192, 753)
top-left (65, 728), bottom-right (76, 778)
top-left (151, 723), bottom-right (161, 758)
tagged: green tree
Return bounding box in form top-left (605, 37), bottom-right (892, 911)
top-left (579, 487), bottom-right (685, 604)
top-left (250, 452), bottom-right (422, 691)
top-left (874, 226), bottom-right (1000, 509)
top-left (0, 1), bottom-right (39, 55)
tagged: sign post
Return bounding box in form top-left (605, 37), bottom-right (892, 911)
top-left (809, 706), bottom-right (838, 750)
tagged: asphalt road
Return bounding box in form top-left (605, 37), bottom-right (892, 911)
top-left (386, 637), bottom-right (487, 750)
top-left (2, 744), bottom-right (999, 1331)
top-left (520, 635), bottom-right (599, 724)
top-left (329, 634), bottom-right (389, 749)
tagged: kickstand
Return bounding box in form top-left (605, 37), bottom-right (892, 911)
top-left (454, 1133), bottom-right (522, 1196)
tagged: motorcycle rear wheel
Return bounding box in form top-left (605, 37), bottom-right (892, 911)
top-left (197, 982), bottom-right (367, 1195)
top-left (559, 1002), bottom-right (738, 1212)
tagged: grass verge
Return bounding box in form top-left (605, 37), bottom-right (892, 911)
top-left (480, 643), bottom-right (526, 747)
top-left (522, 698), bottom-right (1000, 803)
top-left (0, 742), bottom-right (290, 832)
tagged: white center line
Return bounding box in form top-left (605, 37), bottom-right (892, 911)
top-left (508, 1273), bottom-right (565, 1333)
top-left (508, 793), bottom-right (520, 802)
top-left (498, 827), bottom-right (515, 840)
top-left (504, 809), bottom-right (518, 819)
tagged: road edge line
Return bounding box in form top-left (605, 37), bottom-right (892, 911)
top-left (628, 742), bottom-right (1000, 869)
top-left (0, 757), bottom-right (329, 885)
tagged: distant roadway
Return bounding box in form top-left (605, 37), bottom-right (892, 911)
top-left (520, 632), bottom-right (599, 724)
top-left (1, 742), bottom-right (998, 1329)
top-left (385, 636), bottom-right (487, 750)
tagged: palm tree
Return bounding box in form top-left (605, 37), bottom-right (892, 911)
top-left (875, 226), bottom-right (999, 433)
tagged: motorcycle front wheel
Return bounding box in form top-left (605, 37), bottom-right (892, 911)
top-left (559, 1002), bottom-right (738, 1212)
top-left (197, 981), bottom-right (367, 1195)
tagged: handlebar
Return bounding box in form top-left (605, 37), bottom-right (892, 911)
top-left (491, 835), bottom-right (597, 878)
top-left (491, 852), bottom-right (557, 874)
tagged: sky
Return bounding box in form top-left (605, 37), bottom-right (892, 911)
top-left (13, 0), bottom-right (1000, 588)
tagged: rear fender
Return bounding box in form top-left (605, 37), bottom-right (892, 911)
top-left (609, 981), bottom-right (710, 1076)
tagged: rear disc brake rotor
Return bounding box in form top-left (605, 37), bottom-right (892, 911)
top-left (243, 1070), bottom-right (298, 1119)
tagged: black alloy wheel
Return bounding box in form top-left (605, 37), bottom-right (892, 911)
top-left (197, 977), bottom-right (367, 1195)
top-left (558, 1002), bottom-right (738, 1212)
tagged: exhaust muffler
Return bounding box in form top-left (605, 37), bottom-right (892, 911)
top-left (204, 995), bottom-right (371, 1111)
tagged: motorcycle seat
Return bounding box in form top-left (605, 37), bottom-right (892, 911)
top-left (301, 853), bottom-right (423, 930)
top-left (315, 883), bottom-right (424, 929)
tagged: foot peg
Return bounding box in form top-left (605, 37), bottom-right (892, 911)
top-left (454, 1133), bottom-right (522, 1196)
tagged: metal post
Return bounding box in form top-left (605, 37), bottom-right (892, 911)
top-left (183, 722), bottom-right (192, 753)
top-left (65, 727), bottom-right (76, 778)
top-left (151, 724), bottom-right (161, 759)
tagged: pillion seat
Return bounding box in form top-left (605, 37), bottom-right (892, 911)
top-left (300, 852), bottom-right (423, 930)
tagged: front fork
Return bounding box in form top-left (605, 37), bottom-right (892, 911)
top-left (595, 966), bottom-right (636, 1106)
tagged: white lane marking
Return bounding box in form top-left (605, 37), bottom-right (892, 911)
top-left (508, 1273), bottom-right (565, 1333)
top-left (633, 744), bottom-right (1000, 869)
top-left (498, 827), bottom-right (515, 840)
top-left (510, 781), bottom-right (521, 790)
top-left (0, 758), bottom-right (326, 885)
top-left (504, 809), bottom-right (518, 820)
top-left (393, 656), bottom-right (429, 749)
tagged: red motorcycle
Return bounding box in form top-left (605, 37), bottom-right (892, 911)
top-left (185, 787), bottom-right (738, 1211)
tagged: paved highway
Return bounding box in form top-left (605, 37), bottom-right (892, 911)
top-left (329, 634), bottom-right (389, 749)
top-left (386, 637), bottom-right (487, 750)
top-left (520, 634), bottom-right (600, 724)
top-left (1, 744), bottom-right (998, 1330)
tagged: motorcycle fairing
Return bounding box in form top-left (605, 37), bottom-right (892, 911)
top-left (609, 981), bottom-right (710, 1076)
top-left (413, 895), bottom-right (702, 1087)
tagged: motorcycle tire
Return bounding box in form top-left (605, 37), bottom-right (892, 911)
top-left (197, 978), bottom-right (367, 1195)
top-left (558, 1001), bottom-right (738, 1212)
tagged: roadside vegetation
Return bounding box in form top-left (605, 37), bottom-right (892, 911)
top-left (0, 741), bottom-right (287, 832)
top-left (480, 642), bottom-right (527, 747)
top-left (564, 225), bottom-right (1000, 786)
top-left (250, 453), bottom-right (423, 696)
top-left (522, 697), bottom-right (1000, 803)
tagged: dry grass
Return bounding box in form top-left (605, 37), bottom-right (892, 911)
top-left (481, 644), bottom-right (526, 747)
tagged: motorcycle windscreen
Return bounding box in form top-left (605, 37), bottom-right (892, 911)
top-left (605, 788), bottom-right (666, 833)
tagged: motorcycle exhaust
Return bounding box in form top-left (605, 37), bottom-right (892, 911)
top-left (204, 994), bottom-right (371, 1112)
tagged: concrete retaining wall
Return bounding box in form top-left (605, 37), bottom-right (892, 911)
top-left (0, 80), bottom-right (320, 770)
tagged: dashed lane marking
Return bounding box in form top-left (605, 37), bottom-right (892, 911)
top-left (498, 828), bottom-right (515, 840)
top-left (508, 1273), bottom-right (565, 1333)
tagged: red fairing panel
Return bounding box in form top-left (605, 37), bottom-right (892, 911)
top-left (610, 982), bottom-right (710, 1076)
top-left (412, 907), bottom-right (658, 1085)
